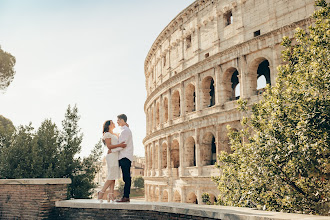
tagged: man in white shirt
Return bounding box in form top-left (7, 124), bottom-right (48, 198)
top-left (116, 114), bottom-right (134, 202)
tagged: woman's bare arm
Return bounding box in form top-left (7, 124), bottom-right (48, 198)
top-left (105, 138), bottom-right (127, 150)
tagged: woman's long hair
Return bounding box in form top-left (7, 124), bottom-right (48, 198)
top-left (102, 120), bottom-right (112, 145)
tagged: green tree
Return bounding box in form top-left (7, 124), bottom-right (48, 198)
top-left (69, 140), bottom-right (103, 199)
top-left (0, 105), bottom-right (103, 199)
top-left (212, 0), bottom-right (329, 215)
top-left (132, 176), bottom-right (144, 189)
top-left (0, 46), bottom-right (16, 91)
top-left (0, 115), bottom-right (15, 154)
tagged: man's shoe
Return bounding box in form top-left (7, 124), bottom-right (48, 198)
top-left (116, 197), bottom-right (130, 202)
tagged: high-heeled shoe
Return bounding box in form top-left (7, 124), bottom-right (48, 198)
top-left (107, 193), bottom-right (115, 203)
top-left (97, 190), bottom-right (105, 202)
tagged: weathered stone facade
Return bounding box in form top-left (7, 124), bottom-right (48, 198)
top-left (143, 0), bottom-right (315, 204)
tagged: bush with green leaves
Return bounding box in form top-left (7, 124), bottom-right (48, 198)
top-left (202, 192), bottom-right (211, 205)
top-left (132, 176), bottom-right (144, 189)
top-left (212, 0), bottom-right (329, 215)
top-left (0, 105), bottom-right (103, 199)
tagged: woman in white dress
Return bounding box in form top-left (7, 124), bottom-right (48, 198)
top-left (98, 120), bottom-right (126, 202)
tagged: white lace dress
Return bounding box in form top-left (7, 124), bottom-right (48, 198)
top-left (103, 132), bottom-right (121, 180)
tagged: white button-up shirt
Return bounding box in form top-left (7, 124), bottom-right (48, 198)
top-left (118, 125), bottom-right (134, 161)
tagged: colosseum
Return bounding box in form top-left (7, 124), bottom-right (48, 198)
top-left (143, 0), bottom-right (315, 204)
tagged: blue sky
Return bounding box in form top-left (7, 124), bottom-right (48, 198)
top-left (0, 0), bottom-right (194, 158)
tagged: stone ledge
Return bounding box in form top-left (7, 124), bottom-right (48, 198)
top-left (0, 178), bottom-right (72, 185)
top-left (55, 199), bottom-right (330, 220)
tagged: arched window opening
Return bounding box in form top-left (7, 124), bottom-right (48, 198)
top-left (171, 91), bottom-right (180, 118)
top-left (163, 98), bottom-right (168, 122)
top-left (209, 194), bottom-right (217, 204)
top-left (234, 83), bottom-right (240, 99)
top-left (193, 91), bottom-right (196, 111)
top-left (154, 145), bottom-right (158, 169)
top-left (155, 188), bottom-right (159, 202)
top-left (193, 144), bottom-right (196, 166)
top-left (211, 136), bottom-right (216, 165)
top-left (187, 192), bottom-right (198, 204)
top-left (150, 146), bottom-right (154, 169)
top-left (224, 11), bottom-right (233, 26)
top-left (201, 132), bottom-right (216, 166)
top-left (185, 137), bottom-right (196, 167)
top-left (202, 77), bottom-right (215, 108)
top-left (171, 140), bottom-right (180, 168)
top-left (185, 84), bottom-right (196, 113)
top-left (209, 78), bottom-right (215, 107)
top-left (162, 143), bottom-right (167, 169)
top-left (156, 102), bottom-right (160, 126)
top-left (162, 190), bottom-right (169, 202)
top-left (257, 60), bottom-right (271, 94)
top-left (231, 70), bottom-right (240, 100)
top-left (257, 76), bottom-right (266, 90)
top-left (174, 191), bottom-right (181, 203)
top-left (150, 108), bottom-right (154, 130)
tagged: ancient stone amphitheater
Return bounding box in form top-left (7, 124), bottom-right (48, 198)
top-left (143, 0), bottom-right (315, 204)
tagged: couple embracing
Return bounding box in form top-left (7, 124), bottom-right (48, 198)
top-left (98, 114), bottom-right (133, 203)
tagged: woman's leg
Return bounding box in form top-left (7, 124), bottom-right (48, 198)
top-left (98, 180), bottom-right (112, 199)
top-left (109, 180), bottom-right (115, 201)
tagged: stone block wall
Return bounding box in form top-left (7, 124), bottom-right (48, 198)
top-left (56, 208), bottom-right (214, 220)
top-left (0, 178), bottom-right (71, 219)
top-left (55, 200), bottom-right (330, 220)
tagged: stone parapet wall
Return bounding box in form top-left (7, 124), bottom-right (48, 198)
top-left (56, 208), bottom-right (213, 220)
top-left (55, 200), bottom-right (330, 220)
top-left (0, 178), bottom-right (71, 219)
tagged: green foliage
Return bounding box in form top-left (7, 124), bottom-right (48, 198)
top-left (0, 105), bottom-right (103, 199)
top-left (0, 46), bottom-right (16, 92)
top-left (202, 192), bottom-right (211, 205)
top-left (0, 115), bottom-right (15, 154)
top-left (212, 0), bottom-right (330, 215)
top-left (132, 176), bottom-right (144, 189)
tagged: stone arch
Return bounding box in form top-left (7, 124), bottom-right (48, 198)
top-left (249, 57), bottom-right (272, 95)
top-left (171, 139), bottom-right (180, 168)
top-left (150, 145), bottom-right (154, 169)
top-left (173, 190), bottom-right (181, 203)
top-left (161, 142), bottom-right (168, 169)
top-left (156, 102), bottom-right (160, 126)
top-left (150, 185), bottom-right (154, 201)
top-left (171, 90), bottom-right (181, 118)
top-left (163, 97), bottom-right (169, 122)
top-left (185, 83), bottom-right (196, 113)
top-left (209, 193), bottom-right (217, 204)
top-left (201, 132), bottom-right (216, 166)
top-left (151, 106), bottom-right (154, 129)
top-left (155, 187), bottom-right (160, 202)
top-left (202, 76), bottom-right (215, 108)
top-left (223, 68), bottom-right (240, 101)
top-left (185, 136), bottom-right (196, 167)
top-left (154, 145), bottom-right (159, 169)
top-left (187, 192), bottom-right (198, 204)
top-left (162, 190), bottom-right (169, 202)
top-left (147, 144), bottom-right (152, 170)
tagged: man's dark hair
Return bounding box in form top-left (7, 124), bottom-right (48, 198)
top-left (117, 114), bottom-right (127, 122)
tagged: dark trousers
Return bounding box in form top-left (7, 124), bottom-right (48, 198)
top-left (119, 157), bottom-right (131, 198)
